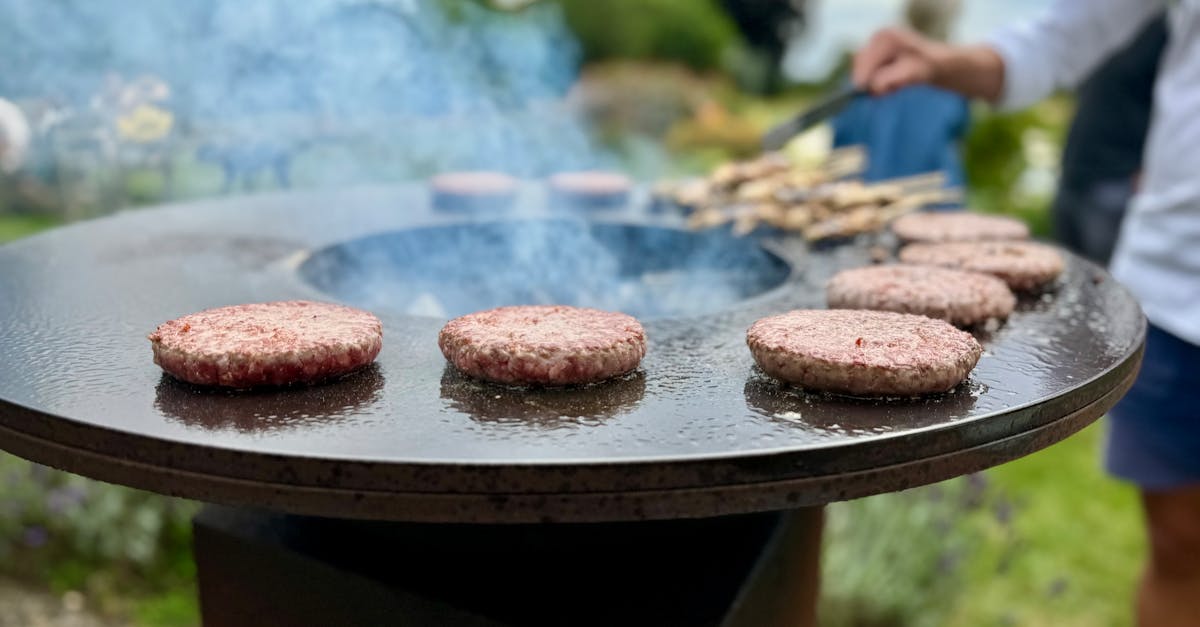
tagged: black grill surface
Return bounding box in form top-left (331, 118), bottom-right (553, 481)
top-left (0, 185), bottom-right (1144, 522)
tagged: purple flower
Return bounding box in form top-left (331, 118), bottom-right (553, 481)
top-left (961, 472), bottom-right (989, 509)
top-left (23, 525), bottom-right (48, 548)
top-left (28, 464), bottom-right (51, 483)
top-left (937, 551), bottom-right (961, 574)
top-left (994, 498), bottom-right (1014, 526)
top-left (45, 486), bottom-right (87, 514)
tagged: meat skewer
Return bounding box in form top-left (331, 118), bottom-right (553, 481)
top-left (659, 145), bottom-right (960, 241)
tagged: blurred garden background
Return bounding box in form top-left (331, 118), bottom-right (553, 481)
top-left (0, 0), bottom-right (1142, 625)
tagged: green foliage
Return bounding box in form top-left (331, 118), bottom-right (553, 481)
top-left (0, 213), bottom-right (60, 243)
top-left (822, 423), bottom-right (1142, 627)
top-left (963, 97), bottom-right (1073, 237)
top-left (0, 453), bottom-right (200, 624)
top-left (123, 168), bottom-right (172, 205)
top-left (948, 422), bottom-right (1142, 626)
top-left (133, 588), bottom-right (200, 627)
top-left (554, 0), bottom-right (742, 71)
top-left (821, 477), bottom-right (1001, 627)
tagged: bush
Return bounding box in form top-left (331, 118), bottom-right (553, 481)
top-left (0, 453), bottom-right (199, 623)
top-left (963, 97), bottom-right (1073, 237)
top-left (554, 0), bottom-right (742, 72)
top-left (821, 475), bottom-right (1009, 627)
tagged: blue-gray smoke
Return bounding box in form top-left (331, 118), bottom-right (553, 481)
top-left (3, 0), bottom-right (778, 317)
top-left (0, 0), bottom-right (608, 180)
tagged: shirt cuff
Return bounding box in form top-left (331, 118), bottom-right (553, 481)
top-left (987, 25), bottom-right (1051, 111)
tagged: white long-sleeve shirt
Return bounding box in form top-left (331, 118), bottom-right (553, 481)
top-left (990, 0), bottom-right (1200, 346)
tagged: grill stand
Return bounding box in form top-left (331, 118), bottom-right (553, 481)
top-left (194, 506), bottom-right (823, 627)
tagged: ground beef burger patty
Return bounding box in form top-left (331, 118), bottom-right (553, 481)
top-left (149, 301), bottom-right (382, 388)
top-left (548, 170), bottom-right (632, 208)
top-left (439, 305), bottom-right (646, 386)
top-left (898, 241), bottom-right (1065, 291)
top-left (429, 171), bottom-right (519, 211)
top-left (826, 264), bottom-right (1016, 326)
top-left (747, 309), bottom-right (982, 396)
top-left (891, 211), bottom-right (1030, 243)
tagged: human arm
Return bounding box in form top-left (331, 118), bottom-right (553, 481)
top-left (852, 0), bottom-right (1163, 108)
top-left (852, 30), bottom-right (1005, 102)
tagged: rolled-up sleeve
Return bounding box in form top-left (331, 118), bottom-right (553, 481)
top-left (988, 0), bottom-right (1163, 109)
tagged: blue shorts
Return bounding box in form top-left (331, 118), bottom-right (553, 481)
top-left (1106, 323), bottom-right (1200, 490)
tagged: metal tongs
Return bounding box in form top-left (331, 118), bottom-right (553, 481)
top-left (761, 84), bottom-right (866, 151)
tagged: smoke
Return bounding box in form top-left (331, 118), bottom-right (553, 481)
top-left (1, 1), bottom-right (799, 318)
top-left (299, 220), bottom-right (793, 319)
top-left (0, 0), bottom-right (609, 184)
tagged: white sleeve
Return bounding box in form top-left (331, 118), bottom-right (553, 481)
top-left (987, 0), bottom-right (1164, 109)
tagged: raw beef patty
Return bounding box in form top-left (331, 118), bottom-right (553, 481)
top-left (439, 305), bottom-right (646, 386)
top-left (747, 309), bottom-right (982, 396)
top-left (149, 300), bottom-right (382, 388)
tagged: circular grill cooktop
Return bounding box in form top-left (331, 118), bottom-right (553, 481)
top-left (0, 185), bottom-right (1144, 522)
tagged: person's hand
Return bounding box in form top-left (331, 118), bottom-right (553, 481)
top-left (851, 28), bottom-right (1006, 102)
top-left (852, 27), bottom-right (949, 96)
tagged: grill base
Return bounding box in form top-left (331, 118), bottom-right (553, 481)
top-left (195, 505), bottom-right (821, 627)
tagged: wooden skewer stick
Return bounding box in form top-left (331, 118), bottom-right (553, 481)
top-left (877, 171), bottom-right (948, 194)
top-left (732, 214), bottom-right (760, 236)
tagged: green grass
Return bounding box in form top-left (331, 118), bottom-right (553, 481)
top-left (947, 422), bottom-right (1143, 627)
top-left (823, 422), bottom-right (1145, 627)
top-left (132, 587), bottom-right (199, 627)
top-left (0, 213), bottom-right (61, 244)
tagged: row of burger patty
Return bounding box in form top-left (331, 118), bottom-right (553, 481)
top-left (147, 211), bottom-right (1061, 398)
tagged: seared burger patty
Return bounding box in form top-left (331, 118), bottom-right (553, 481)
top-left (898, 241), bottom-right (1065, 291)
top-left (891, 211), bottom-right (1030, 243)
top-left (438, 305), bottom-right (646, 386)
top-left (430, 171), bottom-right (518, 196)
top-left (430, 171), bottom-right (519, 211)
top-left (747, 309), bottom-right (982, 396)
top-left (548, 171), bottom-right (632, 208)
top-left (149, 301), bottom-right (382, 388)
top-left (826, 264), bottom-right (1016, 326)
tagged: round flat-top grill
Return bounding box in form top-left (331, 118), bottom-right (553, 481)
top-left (0, 184), bottom-right (1144, 523)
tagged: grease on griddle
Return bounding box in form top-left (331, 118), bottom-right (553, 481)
top-left (743, 370), bottom-right (983, 436)
top-left (155, 364), bottom-right (385, 433)
top-left (439, 367), bottom-right (645, 428)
